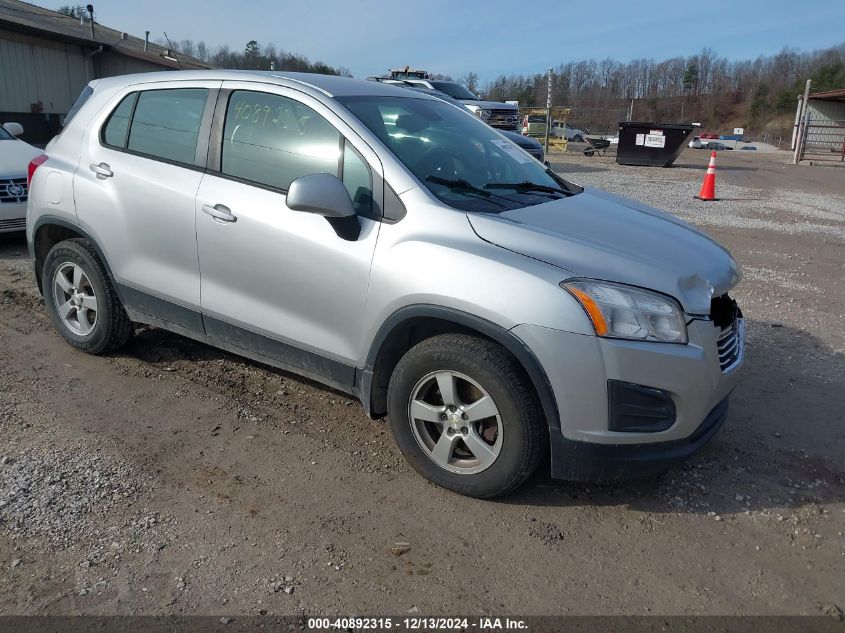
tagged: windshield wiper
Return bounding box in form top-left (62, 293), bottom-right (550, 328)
top-left (426, 176), bottom-right (510, 209)
top-left (484, 181), bottom-right (571, 196)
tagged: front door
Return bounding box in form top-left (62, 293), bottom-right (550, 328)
top-left (194, 84), bottom-right (382, 388)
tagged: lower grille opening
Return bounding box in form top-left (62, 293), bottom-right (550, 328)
top-left (711, 293), bottom-right (743, 372)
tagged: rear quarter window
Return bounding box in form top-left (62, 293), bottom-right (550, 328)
top-left (101, 93), bottom-right (137, 148)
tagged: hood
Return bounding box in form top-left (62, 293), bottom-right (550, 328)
top-left (0, 139), bottom-right (42, 177)
top-left (467, 187), bottom-right (740, 315)
top-left (460, 99), bottom-right (518, 111)
top-left (499, 130), bottom-right (541, 150)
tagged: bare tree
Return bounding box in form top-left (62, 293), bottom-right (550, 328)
top-left (460, 72), bottom-right (480, 94)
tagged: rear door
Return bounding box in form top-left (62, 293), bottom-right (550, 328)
top-left (75, 80), bottom-right (220, 331)
top-left (194, 83), bottom-right (383, 387)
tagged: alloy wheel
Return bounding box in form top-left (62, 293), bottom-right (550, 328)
top-left (407, 370), bottom-right (502, 474)
top-left (52, 262), bottom-right (98, 336)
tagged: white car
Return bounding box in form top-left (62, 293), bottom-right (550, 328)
top-left (688, 136), bottom-right (704, 149)
top-left (1, 123), bottom-right (43, 233)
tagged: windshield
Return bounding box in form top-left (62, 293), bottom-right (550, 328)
top-left (429, 81), bottom-right (479, 100)
top-left (338, 95), bottom-right (580, 213)
top-left (0, 125), bottom-right (12, 141)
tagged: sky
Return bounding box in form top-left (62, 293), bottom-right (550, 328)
top-left (33, 0), bottom-right (845, 80)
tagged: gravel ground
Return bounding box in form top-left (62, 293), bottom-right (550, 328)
top-left (0, 148), bottom-right (843, 616)
top-left (555, 148), bottom-right (845, 238)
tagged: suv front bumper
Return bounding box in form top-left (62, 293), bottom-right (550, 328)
top-left (512, 318), bottom-right (744, 482)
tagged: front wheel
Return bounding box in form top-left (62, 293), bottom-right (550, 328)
top-left (387, 334), bottom-right (546, 498)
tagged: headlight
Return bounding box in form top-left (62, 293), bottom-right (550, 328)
top-left (562, 279), bottom-right (688, 344)
top-left (468, 106), bottom-right (490, 120)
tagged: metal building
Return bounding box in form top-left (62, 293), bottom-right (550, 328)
top-left (0, 0), bottom-right (210, 143)
top-left (792, 87), bottom-right (845, 165)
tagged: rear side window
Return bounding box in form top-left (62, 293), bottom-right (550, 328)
top-left (221, 90), bottom-right (340, 190)
top-left (126, 89), bottom-right (208, 164)
top-left (102, 93), bottom-right (137, 148)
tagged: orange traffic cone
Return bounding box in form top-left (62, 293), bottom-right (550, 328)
top-left (697, 151), bottom-right (718, 201)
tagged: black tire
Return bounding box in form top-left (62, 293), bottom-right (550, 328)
top-left (387, 334), bottom-right (546, 498)
top-left (42, 238), bottom-right (132, 354)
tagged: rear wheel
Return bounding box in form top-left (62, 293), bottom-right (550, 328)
top-left (387, 334), bottom-right (546, 498)
top-left (42, 238), bottom-right (132, 354)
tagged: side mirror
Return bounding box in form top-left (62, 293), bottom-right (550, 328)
top-left (4, 122), bottom-right (24, 137)
top-left (286, 173), bottom-right (356, 219)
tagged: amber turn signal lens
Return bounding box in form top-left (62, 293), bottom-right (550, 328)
top-left (568, 287), bottom-right (609, 336)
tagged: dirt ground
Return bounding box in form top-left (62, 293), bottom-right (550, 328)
top-left (1, 148), bottom-right (843, 617)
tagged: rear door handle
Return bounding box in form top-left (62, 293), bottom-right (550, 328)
top-left (89, 162), bottom-right (113, 179)
top-left (202, 203), bottom-right (237, 223)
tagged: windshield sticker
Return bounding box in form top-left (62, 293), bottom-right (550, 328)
top-left (491, 139), bottom-right (531, 164)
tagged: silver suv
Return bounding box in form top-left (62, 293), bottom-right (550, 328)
top-left (27, 71), bottom-right (744, 498)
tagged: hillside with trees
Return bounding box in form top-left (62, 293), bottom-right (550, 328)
top-left (165, 39), bottom-right (351, 77)
top-left (473, 44), bottom-right (845, 139)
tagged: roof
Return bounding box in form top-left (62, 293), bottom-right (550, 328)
top-left (89, 70), bottom-right (439, 100)
top-left (0, 0), bottom-right (210, 70)
top-left (808, 88), bottom-right (845, 102)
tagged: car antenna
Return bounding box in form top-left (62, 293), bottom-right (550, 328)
top-left (162, 31), bottom-right (183, 69)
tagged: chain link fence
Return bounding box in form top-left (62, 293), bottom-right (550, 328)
top-left (563, 107), bottom-right (629, 138)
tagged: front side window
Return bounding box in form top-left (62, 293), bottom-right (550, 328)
top-left (221, 91), bottom-right (340, 191)
top-left (339, 95), bottom-right (580, 213)
top-left (126, 88), bottom-right (208, 164)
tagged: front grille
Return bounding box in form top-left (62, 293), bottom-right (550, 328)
top-left (489, 108), bottom-right (518, 119)
top-left (0, 177), bottom-right (28, 204)
top-left (487, 109), bottom-right (519, 129)
top-left (0, 218), bottom-right (26, 231)
top-left (717, 318), bottom-right (743, 372)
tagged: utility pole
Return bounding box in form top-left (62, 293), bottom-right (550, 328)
top-left (544, 67), bottom-right (552, 155)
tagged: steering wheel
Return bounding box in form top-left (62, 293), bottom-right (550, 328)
top-left (414, 147), bottom-right (463, 180)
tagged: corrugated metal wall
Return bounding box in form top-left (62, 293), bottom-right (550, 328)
top-left (807, 100), bottom-right (845, 125)
top-left (0, 27), bottom-right (93, 113)
top-left (805, 100), bottom-right (845, 155)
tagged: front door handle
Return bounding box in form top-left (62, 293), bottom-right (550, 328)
top-left (202, 203), bottom-right (237, 223)
top-left (90, 162), bottom-right (113, 179)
